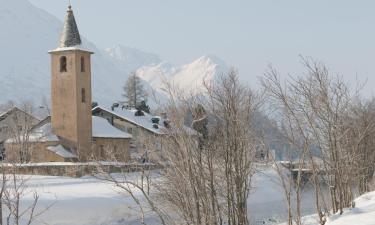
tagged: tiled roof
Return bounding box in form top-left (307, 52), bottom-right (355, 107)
top-left (59, 6), bottom-right (82, 48)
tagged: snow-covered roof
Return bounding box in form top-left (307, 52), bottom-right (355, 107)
top-left (6, 121), bottom-right (59, 143)
top-left (47, 145), bottom-right (77, 159)
top-left (92, 116), bottom-right (132, 139)
top-left (0, 106), bottom-right (40, 122)
top-left (92, 106), bottom-right (167, 135)
top-left (92, 106), bottom-right (198, 136)
top-left (0, 107), bottom-right (13, 119)
top-left (6, 115), bottom-right (131, 143)
top-left (29, 122), bottom-right (59, 142)
top-left (48, 46), bottom-right (93, 54)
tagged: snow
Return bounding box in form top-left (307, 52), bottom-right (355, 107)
top-left (3, 164), bottom-right (374, 225)
top-left (7, 116), bottom-right (132, 143)
top-left (0, 107), bottom-right (14, 118)
top-left (6, 121), bottom-right (58, 143)
top-left (94, 106), bottom-right (197, 136)
top-left (0, 0), bottom-right (226, 106)
top-left (92, 116), bottom-right (132, 139)
top-left (93, 106), bottom-right (167, 135)
top-left (137, 55), bottom-right (229, 95)
top-left (0, 0), bottom-right (160, 106)
top-left (105, 45), bottom-right (162, 72)
top-left (28, 122), bottom-right (58, 141)
top-left (48, 45), bottom-right (93, 53)
top-left (46, 145), bottom-right (77, 158)
top-left (8, 173), bottom-right (163, 225)
top-left (275, 189), bottom-right (375, 225)
top-left (324, 191), bottom-right (375, 225)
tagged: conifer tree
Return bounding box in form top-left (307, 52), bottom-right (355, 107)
top-left (123, 71), bottom-right (148, 108)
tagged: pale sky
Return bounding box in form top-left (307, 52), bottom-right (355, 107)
top-left (29, 0), bottom-right (375, 95)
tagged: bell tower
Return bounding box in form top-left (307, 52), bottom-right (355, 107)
top-left (49, 5), bottom-right (93, 161)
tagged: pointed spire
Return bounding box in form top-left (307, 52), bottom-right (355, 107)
top-left (59, 5), bottom-right (82, 48)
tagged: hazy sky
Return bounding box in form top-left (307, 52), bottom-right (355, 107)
top-left (30, 0), bottom-right (375, 95)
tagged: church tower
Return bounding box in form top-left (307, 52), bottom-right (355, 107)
top-left (49, 5), bottom-right (93, 161)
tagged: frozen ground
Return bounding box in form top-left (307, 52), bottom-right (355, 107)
top-left (6, 166), bottom-right (373, 225)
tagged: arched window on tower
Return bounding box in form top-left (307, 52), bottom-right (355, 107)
top-left (81, 56), bottom-right (85, 72)
top-left (60, 56), bottom-right (67, 72)
top-left (81, 88), bottom-right (86, 103)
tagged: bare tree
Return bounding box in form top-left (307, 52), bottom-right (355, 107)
top-left (261, 57), bottom-right (375, 224)
top-left (1, 103), bottom-right (39, 163)
top-left (92, 155), bottom-right (169, 225)
top-left (123, 71), bottom-right (148, 109)
top-left (1, 165), bottom-right (54, 225)
top-left (262, 66), bottom-right (319, 225)
top-left (343, 98), bottom-right (375, 194)
top-left (94, 69), bottom-right (262, 225)
top-left (149, 69), bottom-right (261, 225)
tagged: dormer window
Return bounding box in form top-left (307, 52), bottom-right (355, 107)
top-left (60, 56), bottom-right (67, 72)
top-left (81, 56), bottom-right (85, 72)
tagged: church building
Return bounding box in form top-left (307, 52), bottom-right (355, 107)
top-left (4, 5), bottom-right (132, 163)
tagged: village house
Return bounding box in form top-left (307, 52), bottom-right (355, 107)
top-left (4, 5), bottom-right (132, 163)
top-left (0, 106), bottom-right (40, 159)
top-left (92, 105), bottom-right (168, 160)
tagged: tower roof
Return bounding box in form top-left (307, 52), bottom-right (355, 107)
top-left (59, 5), bottom-right (82, 48)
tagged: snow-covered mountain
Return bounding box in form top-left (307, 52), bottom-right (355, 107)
top-left (0, 0), bottom-right (228, 108)
top-left (137, 55), bottom-right (229, 95)
top-left (104, 45), bottom-right (162, 73)
top-left (104, 46), bottom-right (229, 95)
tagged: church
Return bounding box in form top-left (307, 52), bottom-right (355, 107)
top-left (5, 5), bottom-right (132, 163)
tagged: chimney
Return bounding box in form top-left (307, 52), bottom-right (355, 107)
top-left (111, 103), bottom-right (119, 111)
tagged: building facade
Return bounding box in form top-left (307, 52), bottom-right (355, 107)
top-left (49, 5), bottom-right (93, 161)
top-left (4, 5), bottom-right (132, 163)
top-left (0, 107), bottom-right (40, 159)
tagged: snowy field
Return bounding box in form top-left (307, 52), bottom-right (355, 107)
top-left (5, 166), bottom-right (374, 225)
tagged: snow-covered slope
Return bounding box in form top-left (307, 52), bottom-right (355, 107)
top-left (105, 45), bottom-right (162, 73)
top-left (136, 55), bottom-right (229, 94)
top-left (105, 45), bottom-right (229, 96)
top-left (326, 191), bottom-right (375, 225)
top-left (0, 0), bottom-right (228, 107)
top-left (279, 191), bottom-right (375, 225)
top-left (0, 0), bottom-right (126, 106)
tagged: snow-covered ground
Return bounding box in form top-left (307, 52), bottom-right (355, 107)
top-left (326, 191), bottom-right (375, 225)
top-left (7, 166), bottom-right (374, 225)
top-left (10, 173), bottom-right (163, 225)
top-left (280, 191), bottom-right (375, 225)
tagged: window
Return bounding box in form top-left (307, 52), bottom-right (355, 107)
top-left (80, 56), bottom-right (85, 72)
top-left (127, 127), bottom-right (133, 134)
top-left (60, 56), bottom-right (67, 72)
top-left (81, 88), bottom-right (86, 103)
top-left (99, 145), bottom-right (104, 158)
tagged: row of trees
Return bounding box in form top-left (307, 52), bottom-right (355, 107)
top-left (261, 58), bottom-right (375, 225)
top-left (105, 59), bottom-right (375, 225)
top-left (98, 70), bottom-right (263, 225)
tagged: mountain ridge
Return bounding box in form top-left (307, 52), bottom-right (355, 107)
top-left (0, 0), bottom-right (229, 108)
